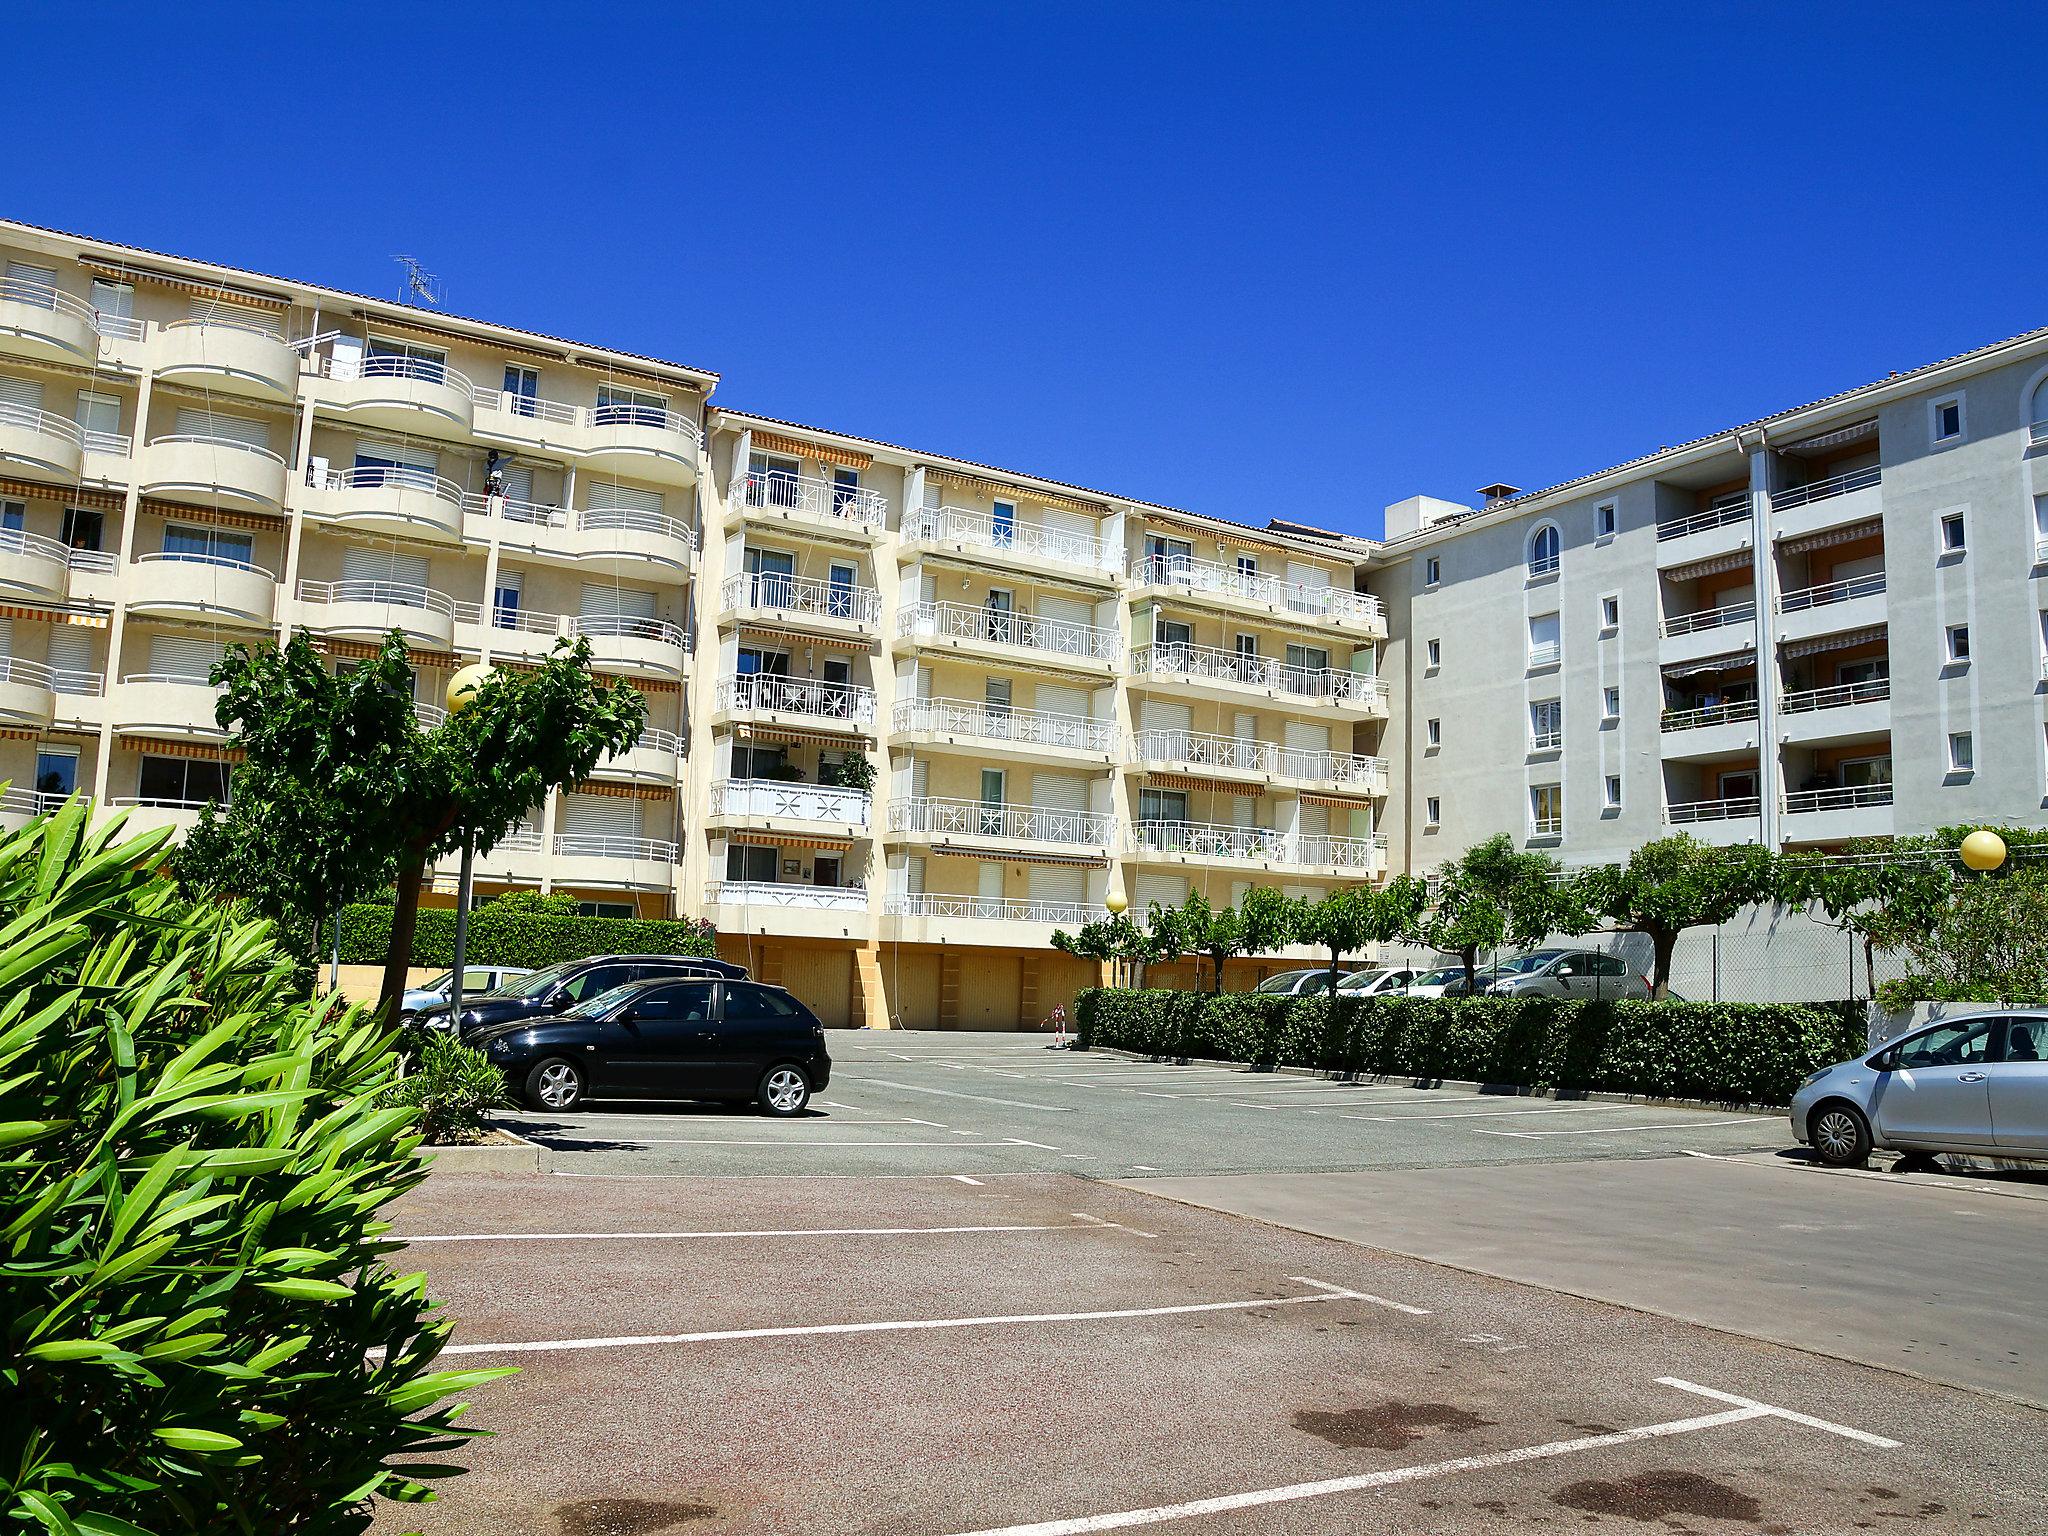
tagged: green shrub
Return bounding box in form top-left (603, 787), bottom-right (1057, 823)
top-left (1, 800), bottom-right (511, 1531)
top-left (337, 897), bottom-right (714, 970)
top-left (1076, 987), bottom-right (1865, 1105)
top-left (386, 1033), bottom-right (509, 1145)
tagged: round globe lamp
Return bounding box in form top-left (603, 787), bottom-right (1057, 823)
top-left (445, 663), bottom-right (493, 714)
top-left (1959, 829), bottom-right (2007, 872)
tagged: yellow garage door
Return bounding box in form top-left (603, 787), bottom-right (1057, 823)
top-left (778, 947), bottom-right (854, 1029)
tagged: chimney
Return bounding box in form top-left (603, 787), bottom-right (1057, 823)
top-left (1477, 483), bottom-right (1522, 508)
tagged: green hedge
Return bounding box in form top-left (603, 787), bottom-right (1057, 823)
top-left (337, 902), bottom-right (715, 970)
top-left (1073, 989), bottom-right (1866, 1105)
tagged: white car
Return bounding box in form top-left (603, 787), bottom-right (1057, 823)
top-left (1253, 968), bottom-right (1341, 997)
top-left (1335, 967), bottom-right (1423, 997)
top-left (1400, 965), bottom-right (1475, 998)
top-left (401, 966), bottom-right (533, 1022)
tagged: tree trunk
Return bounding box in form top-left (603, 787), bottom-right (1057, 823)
top-left (1460, 946), bottom-right (1479, 992)
top-left (1650, 927), bottom-right (1678, 1000)
top-left (1209, 951), bottom-right (1226, 994)
top-left (379, 841), bottom-right (432, 1024)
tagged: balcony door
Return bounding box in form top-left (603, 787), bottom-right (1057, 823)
top-left (1840, 756), bottom-right (1892, 788)
top-left (980, 768), bottom-right (1006, 836)
top-left (1717, 771), bottom-right (1757, 802)
top-left (983, 589), bottom-right (1014, 644)
top-left (726, 844), bottom-right (778, 884)
top-left (744, 547), bottom-right (795, 609)
top-left (749, 453), bottom-right (801, 507)
top-left (827, 561), bottom-right (857, 619)
top-left (992, 499), bottom-right (1016, 547)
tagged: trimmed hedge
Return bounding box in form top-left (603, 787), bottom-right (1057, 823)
top-left (1074, 989), bottom-right (1866, 1106)
top-left (337, 901), bottom-right (715, 969)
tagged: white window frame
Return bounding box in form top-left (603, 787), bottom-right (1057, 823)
top-left (1593, 501), bottom-right (1617, 540)
top-left (1425, 717), bottom-right (1441, 749)
top-left (1424, 796), bottom-right (1441, 827)
top-left (1948, 731), bottom-right (1974, 774)
top-left (1423, 554), bottom-right (1440, 587)
top-left (1599, 592), bottom-right (1620, 632)
top-left (1602, 685), bottom-right (1621, 721)
top-left (1947, 623), bottom-right (1971, 663)
top-left (1940, 511), bottom-right (1966, 555)
top-left (1528, 698), bottom-right (1563, 752)
top-left (1425, 638), bottom-right (1441, 669)
top-left (1603, 773), bottom-right (1622, 810)
top-left (1930, 394), bottom-right (1966, 446)
top-left (1526, 522), bottom-right (1562, 579)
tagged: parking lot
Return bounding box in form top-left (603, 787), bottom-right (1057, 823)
top-left (377, 1033), bottom-right (2048, 1534)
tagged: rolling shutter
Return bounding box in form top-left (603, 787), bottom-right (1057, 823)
top-left (587, 481), bottom-right (665, 515)
top-left (1036, 595), bottom-right (1094, 628)
top-left (500, 465), bottom-right (534, 502)
top-left (147, 634), bottom-right (224, 680)
top-left (1040, 508), bottom-right (1096, 545)
top-left (48, 627), bottom-right (93, 679)
top-left (1029, 864), bottom-right (1086, 907)
top-left (0, 617), bottom-right (12, 654)
top-left (1035, 683), bottom-right (1088, 720)
top-left (187, 294), bottom-right (281, 334)
top-left (977, 862), bottom-right (1005, 899)
top-left (356, 440), bottom-right (437, 472)
top-left (173, 407), bottom-right (271, 450)
top-left (1284, 721), bottom-right (1329, 754)
top-left (1231, 796), bottom-right (1255, 827)
top-left (579, 582), bottom-right (657, 619)
top-left (0, 377), bottom-right (44, 412)
top-left (561, 793), bottom-right (640, 840)
top-left (341, 547), bottom-right (429, 588)
top-left (1236, 711), bottom-right (1260, 746)
top-left (1140, 699), bottom-right (1191, 734)
top-left (910, 760), bottom-right (930, 799)
top-left (904, 855), bottom-right (926, 895)
top-left (1286, 561), bottom-right (1331, 591)
top-left (1133, 873), bottom-right (1185, 912)
top-left (1297, 803), bottom-right (1331, 839)
top-left (1031, 773), bottom-right (1089, 812)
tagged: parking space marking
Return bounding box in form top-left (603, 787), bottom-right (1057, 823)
top-left (394, 1220), bottom-right (1123, 1244)
top-left (529, 1137), bottom-right (1017, 1148)
top-left (936, 1378), bottom-right (1898, 1536)
top-left (1476, 1116), bottom-right (1776, 1139)
top-left (1335, 1104), bottom-right (1616, 1124)
top-left (860, 1078), bottom-right (1078, 1112)
top-left (420, 1276), bottom-right (1397, 1358)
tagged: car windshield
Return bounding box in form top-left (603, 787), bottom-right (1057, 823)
top-left (1255, 972), bottom-right (1311, 994)
top-left (559, 982), bottom-right (648, 1020)
top-left (1493, 952), bottom-right (1566, 976)
top-left (1337, 970), bottom-right (1386, 990)
top-left (416, 970), bottom-right (452, 992)
top-left (489, 962), bottom-right (576, 1000)
top-left (1415, 967), bottom-right (1465, 987)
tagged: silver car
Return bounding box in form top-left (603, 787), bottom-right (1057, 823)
top-left (1480, 949), bottom-right (1650, 1000)
top-left (401, 965), bottom-right (533, 1023)
top-left (1253, 968), bottom-right (1341, 997)
top-left (1791, 1011), bottom-right (2048, 1166)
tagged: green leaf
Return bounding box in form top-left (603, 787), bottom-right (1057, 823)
top-left (75, 1514), bottom-right (164, 1536)
top-left (253, 1278), bottom-right (353, 1302)
top-left (150, 1427), bottom-right (243, 1453)
top-left (0, 1118), bottom-right (73, 1149)
top-left (25, 1340), bottom-right (126, 1362)
top-left (15, 1490), bottom-right (81, 1536)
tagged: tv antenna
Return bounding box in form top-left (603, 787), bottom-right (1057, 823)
top-left (392, 254), bottom-right (443, 308)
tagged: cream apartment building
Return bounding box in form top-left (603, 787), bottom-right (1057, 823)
top-left (0, 218), bottom-right (1390, 1029)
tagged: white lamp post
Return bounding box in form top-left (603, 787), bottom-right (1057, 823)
top-left (443, 664), bottom-right (491, 1027)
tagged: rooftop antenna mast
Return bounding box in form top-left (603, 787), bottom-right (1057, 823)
top-left (392, 254), bottom-right (443, 308)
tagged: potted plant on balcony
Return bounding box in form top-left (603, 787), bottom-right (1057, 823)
top-left (820, 753), bottom-right (878, 794)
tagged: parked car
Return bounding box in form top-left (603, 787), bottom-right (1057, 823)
top-left (1792, 1011), bottom-right (2048, 1166)
top-left (400, 966), bottom-right (532, 1021)
top-left (1253, 968), bottom-right (1342, 997)
top-left (1403, 965), bottom-right (1474, 998)
top-left (473, 976), bottom-right (831, 1115)
top-left (1335, 967), bottom-right (1424, 996)
top-left (1478, 949), bottom-right (1650, 1000)
top-left (415, 953), bottom-right (749, 1038)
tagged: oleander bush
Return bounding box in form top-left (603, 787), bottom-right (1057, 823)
top-left (1074, 988), bottom-right (1865, 1105)
top-left (384, 1033), bottom-right (508, 1145)
top-left (1, 800), bottom-right (511, 1532)
top-left (336, 896), bottom-right (714, 971)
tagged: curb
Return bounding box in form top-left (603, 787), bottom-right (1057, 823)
top-left (1078, 1044), bottom-right (1788, 1117)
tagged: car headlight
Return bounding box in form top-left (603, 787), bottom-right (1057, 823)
top-left (1797, 1067), bottom-right (1830, 1090)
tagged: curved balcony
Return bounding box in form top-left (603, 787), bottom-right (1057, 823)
top-left (453, 600), bottom-right (567, 663)
top-left (0, 401), bottom-right (84, 481)
top-left (550, 832), bottom-right (680, 893)
top-left (731, 470), bottom-right (888, 536)
top-left (576, 504), bottom-right (696, 575)
top-left (566, 613), bottom-right (690, 680)
top-left (318, 352), bottom-right (474, 433)
top-left (305, 466), bottom-right (467, 543)
top-left (295, 578), bottom-right (456, 649)
top-left (125, 553), bottom-right (277, 628)
top-left (0, 528), bottom-right (72, 599)
top-left (0, 655), bottom-right (58, 728)
top-left (0, 277), bottom-right (100, 363)
top-left (152, 318), bottom-right (300, 400)
top-left (110, 673), bottom-right (227, 739)
top-left (0, 786), bottom-right (71, 830)
top-left (139, 434), bottom-right (289, 513)
top-left (596, 727), bottom-right (683, 785)
top-left (579, 402), bottom-right (699, 485)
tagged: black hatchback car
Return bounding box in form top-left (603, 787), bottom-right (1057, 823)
top-left (471, 976), bottom-right (831, 1116)
top-left (415, 953), bottom-right (748, 1039)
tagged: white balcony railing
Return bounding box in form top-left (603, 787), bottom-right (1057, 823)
top-left (889, 796), bottom-right (1113, 847)
top-left (1784, 783), bottom-right (1894, 815)
top-left (1660, 698), bottom-right (1760, 732)
top-left (1130, 643), bottom-right (1388, 707)
top-left (894, 696), bottom-right (1113, 754)
top-left (475, 389), bottom-right (697, 436)
top-left (133, 551), bottom-right (277, 582)
top-left (0, 401), bottom-right (85, 448)
top-left (1131, 555), bottom-right (1383, 626)
top-left (566, 613), bottom-right (691, 651)
top-left (148, 431), bottom-right (286, 467)
top-left (1661, 600), bottom-right (1755, 638)
top-left (1298, 833), bottom-right (1389, 869)
top-left (885, 893), bottom-right (1093, 926)
top-left (1774, 465), bottom-right (1882, 510)
top-left (1130, 728), bottom-right (1387, 790)
top-left (1528, 816), bottom-right (1563, 838)
top-left (120, 671), bottom-right (219, 688)
top-left (472, 387), bottom-right (580, 427)
top-left (552, 833), bottom-right (678, 863)
top-left (296, 579), bottom-right (456, 617)
top-left (1655, 493), bottom-right (1752, 541)
top-left (68, 548), bottom-right (116, 575)
top-left (579, 505), bottom-right (697, 549)
top-left (0, 786), bottom-right (73, 817)
top-left (716, 673), bottom-right (877, 723)
top-left (1781, 678), bottom-right (1890, 714)
top-left (2035, 536), bottom-right (2048, 566)
top-left (1528, 728), bottom-right (1563, 752)
top-left (1778, 572), bottom-right (1885, 612)
top-left (1526, 640), bottom-right (1561, 668)
top-left (2031, 419), bottom-right (2048, 447)
top-left (736, 470), bottom-right (888, 530)
top-left (0, 275), bottom-right (131, 340)
top-left (0, 527), bottom-right (70, 564)
top-left (904, 505), bottom-right (1114, 570)
top-left (721, 570), bottom-right (881, 625)
top-left (1666, 796), bottom-right (1762, 823)
top-left (322, 351), bottom-right (474, 393)
top-left (708, 779), bottom-right (871, 826)
top-left (900, 601), bottom-right (1119, 662)
top-left (82, 429), bottom-right (132, 456)
top-left (324, 464), bottom-right (467, 507)
top-left (708, 880), bottom-right (867, 911)
top-left (1133, 819), bottom-right (1288, 861)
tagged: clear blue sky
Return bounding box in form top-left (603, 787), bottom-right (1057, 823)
top-left (12, 2), bottom-right (2045, 537)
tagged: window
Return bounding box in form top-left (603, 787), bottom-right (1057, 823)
top-left (60, 506), bottom-right (103, 552)
top-left (1530, 783), bottom-right (1562, 836)
top-left (722, 982), bottom-right (805, 1027)
top-left (1527, 524), bottom-right (1561, 577)
top-left (1931, 396), bottom-right (1964, 444)
top-left (625, 982), bottom-right (715, 1024)
top-left (1425, 718), bottom-right (1441, 748)
top-left (34, 748), bottom-right (77, 800)
top-left (163, 523), bottom-right (254, 568)
top-left (1425, 638), bottom-right (1441, 668)
top-left (1424, 555), bottom-right (1441, 586)
top-left (991, 499), bottom-right (1016, 545)
top-left (1424, 796), bottom-right (1440, 826)
top-left (1600, 594), bottom-right (1620, 630)
top-left (1604, 774), bottom-right (1622, 809)
top-left (594, 383), bottom-right (669, 427)
top-left (1948, 732), bottom-right (1974, 773)
top-left (137, 755), bottom-right (230, 807)
top-left (1594, 502), bottom-right (1617, 539)
top-left (75, 391), bottom-right (121, 446)
top-left (1139, 787), bottom-right (1188, 823)
top-left (89, 278), bottom-right (134, 320)
top-left (1603, 685), bottom-right (1621, 719)
top-left (1235, 554), bottom-right (1258, 579)
top-left (502, 365), bottom-right (539, 416)
top-left (1947, 624), bottom-right (1971, 662)
top-left (365, 337), bottom-right (446, 383)
top-left (1528, 612), bottom-right (1561, 667)
top-left (0, 499), bottom-right (21, 534)
top-left (1144, 534), bottom-right (1194, 572)
top-left (748, 452), bottom-right (802, 507)
top-left (1233, 633), bottom-right (1259, 661)
top-left (1896, 1020), bottom-right (1992, 1070)
top-left (576, 900), bottom-right (635, 919)
top-left (492, 568), bottom-right (522, 627)
top-left (1940, 513), bottom-right (1966, 553)
top-left (832, 467), bottom-right (864, 517)
top-left (727, 843), bottom-right (778, 882)
top-left (1155, 617), bottom-right (1192, 648)
top-left (1529, 699), bottom-right (1562, 751)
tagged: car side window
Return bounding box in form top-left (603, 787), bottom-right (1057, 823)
top-left (630, 983), bottom-right (715, 1024)
top-left (1896, 1022), bottom-right (1993, 1070)
top-left (721, 984), bottom-right (805, 1031)
top-left (1996, 1018), bottom-right (2046, 1063)
top-left (1597, 955), bottom-right (1627, 977)
top-left (561, 965), bottom-right (631, 1002)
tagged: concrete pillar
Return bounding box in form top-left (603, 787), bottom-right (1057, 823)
top-left (1747, 444), bottom-right (1782, 850)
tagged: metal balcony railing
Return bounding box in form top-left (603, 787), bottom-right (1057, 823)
top-left (161, 314), bottom-right (286, 343)
top-left (613, 727), bottom-right (682, 758)
top-left (722, 570), bottom-right (881, 625)
top-left (1780, 678), bottom-right (1890, 714)
top-left (146, 431), bottom-right (285, 466)
top-left (2031, 419), bottom-right (2048, 447)
top-left (473, 387), bottom-right (696, 439)
top-left (1774, 465), bottom-right (1882, 510)
top-left (81, 429), bottom-right (131, 456)
top-left (1660, 698), bottom-right (1760, 732)
top-left (885, 893), bottom-right (1093, 926)
top-left (1130, 554), bottom-right (1384, 626)
top-left (108, 795), bottom-right (222, 813)
top-left (717, 673), bottom-right (876, 722)
top-left (889, 796), bottom-right (1113, 847)
top-left (67, 548), bottom-right (116, 575)
top-left (1656, 493), bottom-right (1752, 541)
top-left (1666, 796), bottom-right (1762, 823)
top-left (324, 464), bottom-right (466, 506)
top-left (566, 613), bottom-right (691, 651)
top-left (707, 880), bottom-right (867, 910)
top-left (1778, 571), bottom-right (1886, 612)
top-left (0, 275), bottom-right (98, 326)
top-left (736, 470), bottom-right (888, 530)
top-left (894, 697), bottom-right (1113, 754)
top-left (1130, 643), bottom-right (1388, 706)
top-left (552, 833), bottom-right (678, 863)
top-left (708, 779), bottom-right (871, 826)
top-left (1528, 728), bottom-right (1563, 752)
top-left (1130, 728), bottom-right (1388, 790)
top-left (322, 351), bottom-right (474, 393)
top-left (0, 401), bottom-right (85, 447)
top-left (1297, 832), bottom-right (1389, 869)
top-left (133, 551), bottom-right (276, 580)
top-left (1526, 640), bottom-right (1561, 668)
top-left (904, 505), bottom-right (1114, 570)
top-left (1784, 783), bottom-right (1894, 815)
top-left (296, 579), bottom-right (456, 617)
top-left (579, 505), bottom-right (697, 549)
top-left (0, 527), bottom-right (70, 564)
top-left (1661, 600), bottom-right (1756, 637)
top-left (1134, 818), bottom-right (1289, 861)
top-left (901, 601), bottom-right (1119, 662)
top-left (1528, 816), bottom-right (1563, 838)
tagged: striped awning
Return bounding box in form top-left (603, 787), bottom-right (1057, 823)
top-left (927, 841), bottom-right (1107, 868)
top-left (1301, 792), bottom-right (1373, 810)
top-left (1145, 513), bottom-right (1303, 556)
top-left (1779, 519), bottom-right (1882, 556)
top-left (83, 257), bottom-right (287, 308)
top-left (118, 735), bottom-right (239, 761)
top-left (0, 601), bottom-right (108, 628)
top-left (611, 674), bottom-right (681, 694)
top-left (1148, 769), bottom-right (1261, 797)
top-left (1662, 647), bottom-right (1754, 678)
top-left (1782, 625), bottom-right (1887, 659)
top-left (572, 355), bottom-right (704, 393)
top-left (738, 722), bottom-right (873, 747)
top-left (139, 499), bottom-right (288, 532)
top-left (725, 831), bottom-right (855, 852)
top-left (1662, 551), bottom-right (1754, 583)
top-left (738, 622), bottom-right (874, 653)
top-left (355, 309), bottom-right (561, 364)
top-left (576, 779), bottom-right (674, 801)
top-left (0, 475), bottom-right (123, 512)
top-left (752, 431), bottom-right (871, 471)
top-left (313, 638), bottom-right (458, 669)
top-left (921, 467), bottom-right (1104, 516)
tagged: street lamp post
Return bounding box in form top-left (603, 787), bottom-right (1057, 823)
top-left (1959, 828), bottom-right (2007, 874)
top-left (444, 664), bottom-right (491, 1030)
top-left (1104, 885), bottom-right (1129, 991)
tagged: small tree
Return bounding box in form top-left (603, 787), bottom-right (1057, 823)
top-left (1295, 877), bottom-right (1428, 983)
top-left (1238, 885), bottom-right (1302, 959)
top-left (1145, 890), bottom-right (1250, 995)
top-left (1052, 911), bottom-right (1158, 987)
top-left (1579, 833), bottom-right (1776, 999)
top-left (1410, 834), bottom-right (1582, 990)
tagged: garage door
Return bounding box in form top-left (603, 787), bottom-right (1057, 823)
top-left (1029, 864), bottom-right (1086, 909)
top-left (340, 546), bottom-right (430, 589)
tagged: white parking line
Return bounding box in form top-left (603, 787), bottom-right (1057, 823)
top-left (540, 1138), bottom-right (1015, 1148)
top-left (936, 1378), bottom-right (1897, 1536)
top-left (1475, 1116), bottom-right (1776, 1138)
top-left (860, 1079), bottom-right (1077, 1112)
top-left (1335, 1104), bottom-right (1615, 1123)
top-left (395, 1220), bottom-right (1119, 1244)
top-left (418, 1276), bottom-right (1398, 1358)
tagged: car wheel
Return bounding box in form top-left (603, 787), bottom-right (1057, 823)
top-left (1808, 1101), bottom-right (1873, 1167)
top-left (756, 1064), bottom-right (810, 1117)
top-left (525, 1057), bottom-right (585, 1112)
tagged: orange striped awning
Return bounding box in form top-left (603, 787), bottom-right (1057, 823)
top-left (83, 257), bottom-right (288, 308)
top-left (921, 467), bottom-right (1102, 516)
top-left (751, 431), bottom-right (871, 471)
top-left (118, 735), bottom-right (240, 761)
top-left (0, 602), bottom-right (108, 628)
top-left (736, 722), bottom-right (872, 747)
top-left (725, 831), bottom-right (854, 852)
top-left (575, 779), bottom-right (673, 801)
top-left (139, 499), bottom-right (289, 533)
top-left (0, 476), bottom-right (123, 513)
top-left (610, 674), bottom-right (681, 694)
top-left (1147, 769), bottom-right (1262, 797)
top-left (1301, 792), bottom-right (1371, 809)
top-left (737, 621), bottom-right (874, 653)
top-left (925, 841), bottom-right (1108, 868)
top-left (313, 639), bottom-right (459, 670)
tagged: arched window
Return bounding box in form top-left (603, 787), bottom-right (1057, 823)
top-left (2030, 377), bottom-right (2048, 443)
top-left (1527, 523), bottom-right (1561, 576)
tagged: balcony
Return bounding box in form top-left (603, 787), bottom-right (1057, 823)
top-left (317, 352), bottom-right (474, 434)
top-left (305, 465), bottom-right (467, 543)
top-left (707, 779), bottom-right (870, 833)
top-left (153, 318), bottom-right (300, 400)
top-left (453, 601), bottom-right (569, 663)
top-left (887, 796), bottom-right (1113, 857)
top-left (893, 696), bottom-right (1114, 765)
top-left (472, 390), bottom-right (700, 485)
top-left (565, 614), bottom-right (690, 680)
top-left (721, 570), bottom-right (880, 638)
top-left (902, 505), bottom-right (1118, 583)
top-left (1129, 819), bottom-right (1387, 875)
top-left (1780, 678), bottom-right (1891, 746)
top-left (1658, 697), bottom-right (1760, 762)
top-left (597, 727), bottom-right (683, 785)
top-left (897, 601), bottom-right (1119, 674)
top-left (110, 673), bottom-right (226, 739)
top-left (705, 879), bottom-right (872, 940)
top-left (1526, 640), bottom-right (1561, 670)
top-left (0, 786), bottom-right (72, 829)
top-left (139, 434), bottom-right (289, 513)
top-left (0, 528), bottom-right (71, 599)
top-left (1528, 728), bottom-right (1563, 754)
top-left (0, 401), bottom-right (84, 481)
top-left (1776, 570), bottom-right (1887, 645)
top-left (549, 832), bottom-right (680, 891)
top-left (714, 673), bottom-right (876, 732)
top-left (0, 655), bottom-right (59, 728)
top-left (1772, 466), bottom-right (1883, 541)
top-left (0, 276), bottom-right (100, 363)
top-left (1131, 728), bottom-right (1388, 794)
top-left (1130, 642), bottom-right (1388, 715)
top-left (1658, 599), bottom-right (1757, 665)
top-left (1664, 795), bottom-right (1763, 846)
top-left (1528, 816), bottom-right (1562, 841)
top-left (732, 470), bottom-right (888, 537)
top-left (575, 504), bottom-right (696, 575)
top-left (125, 554), bottom-right (277, 628)
top-left (295, 578), bottom-right (457, 649)
top-left (1781, 783), bottom-right (1895, 844)
top-left (1654, 494), bottom-right (1753, 566)
top-left (883, 892), bottom-right (1093, 944)
top-left (1130, 555), bottom-right (1386, 635)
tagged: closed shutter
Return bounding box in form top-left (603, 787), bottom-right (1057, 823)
top-left (977, 862), bottom-right (1005, 900)
top-left (147, 634), bottom-right (224, 680)
top-left (1140, 699), bottom-right (1191, 734)
top-left (173, 407), bottom-right (271, 450)
top-left (1040, 508), bottom-right (1095, 538)
top-left (561, 793), bottom-right (640, 840)
top-left (919, 572), bottom-right (936, 604)
top-left (1287, 561), bottom-right (1332, 591)
top-left (1133, 873), bottom-right (1185, 912)
top-left (910, 759), bottom-right (930, 799)
top-left (1031, 773), bottom-right (1089, 811)
top-left (187, 294), bottom-right (280, 334)
top-left (1036, 595), bottom-right (1094, 628)
top-left (48, 627), bottom-right (93, 678)
top-left (1236, 711), bottom-right (1261, 746)
top-left (587, 481), bottom-right (665, 515)
top-left (1029, 865), bottom-right (1086, 907)
top-left (916, 665), bottom-right (933, 698)
top-left (1229, 881), bottom-right (1251, 906)
top-left (1231, 796), bottom-right (1256, 827)
top-left (500, 465), bottom-right (534, 502)
top-left (1297, 802), bottom-right (1331, 839)
top-left (0, 377), bottom-right (44, 412)
top-left (356, 440), bottom-right (438, 472)
top-left (905, 855), bottom-right (926, 895)
top-left (579, 582), bottom-right (657, 619)
top-left (1035, 683), bottom-right (1088, 720)
top-left (0, 616), bottom-right (11, 654)
top-left (341, 547), bottom-right (430, 588)
top-left (1284, 721), bottom-right (1329, 753)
